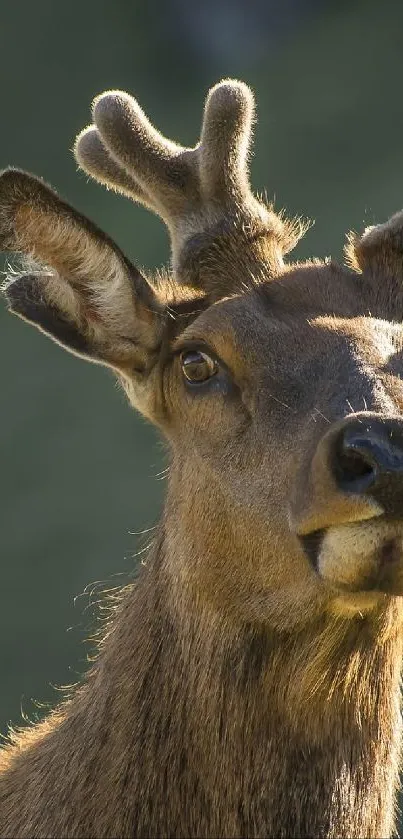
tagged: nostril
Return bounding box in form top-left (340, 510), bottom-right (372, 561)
top-left (336, 446), bottom-right (375, 484)
top-left (333, 435), bottom-right (378, 493)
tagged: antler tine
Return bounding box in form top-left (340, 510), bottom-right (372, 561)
top-left (90, 91), bottom-right (199, 218)
top-left (199, 80), bottom-right (255, 205)
top-left (74, 125), bottom-right (153, 208)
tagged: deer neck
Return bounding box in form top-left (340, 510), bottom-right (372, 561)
top-left (92, 518), bottom-right (403, 839)
top-left (4, 519), bottom-right (401, 838)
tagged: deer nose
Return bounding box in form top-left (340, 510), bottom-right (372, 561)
top-left (332, 418), bottom-right (403, 516)
top-left (291, 413), bottom-right (403, 537)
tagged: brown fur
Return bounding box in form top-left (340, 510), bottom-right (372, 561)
top-left (1, 80), bottom-right (403, 837)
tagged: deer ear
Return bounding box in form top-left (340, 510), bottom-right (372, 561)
top-left (0, 169), bottom-right (163, 378)
top-left (345, 211), bottom-right (403, 319)
top-left (346, 211), bottom-right (403, 279)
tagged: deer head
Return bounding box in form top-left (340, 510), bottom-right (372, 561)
top-left (2, 79), bottom-right (403, 636)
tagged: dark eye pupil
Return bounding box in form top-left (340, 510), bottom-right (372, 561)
top-left (181, 350), bottom-right (217, 383)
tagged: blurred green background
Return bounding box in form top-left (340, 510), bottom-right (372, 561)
top-left (1, 0), bottom-right (403, 815)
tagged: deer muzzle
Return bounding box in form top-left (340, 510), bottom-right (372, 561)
top-left (290, 413), bottom-right (403, 597)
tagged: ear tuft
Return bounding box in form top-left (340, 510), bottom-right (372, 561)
top-left (5, 273), bottom-right (93, 357)
top-left (0, 168), bottom-right (164, 386)
top-left (0, 168), bottom-right (56, 253)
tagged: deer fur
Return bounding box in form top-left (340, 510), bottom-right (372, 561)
top-left (1, 79), bottom-right (403, 838)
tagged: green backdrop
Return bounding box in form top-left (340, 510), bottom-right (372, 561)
top-left (1, 0), bottom-right (403, 823)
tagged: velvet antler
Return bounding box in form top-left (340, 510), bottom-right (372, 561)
top-left (75, 80), bottom-right (303, 294)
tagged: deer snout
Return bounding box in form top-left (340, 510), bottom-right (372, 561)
top-left (291, 413), bottom-right (403, 600)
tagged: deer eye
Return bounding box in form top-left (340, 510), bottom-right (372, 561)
top-left (180, 349), bottom-right (218, 384)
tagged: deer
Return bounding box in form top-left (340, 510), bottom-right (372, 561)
top-left (1, 78), bottom-right (403, 839)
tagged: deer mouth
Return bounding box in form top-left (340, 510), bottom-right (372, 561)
top-left (300, 519), bottom-right (403, 599)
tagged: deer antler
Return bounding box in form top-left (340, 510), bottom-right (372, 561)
top-left (75, 80), bottom-right (303, 294)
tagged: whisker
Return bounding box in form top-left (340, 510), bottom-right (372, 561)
top-left (154, 468), bottom-right (170, 481)
top-left (311, 407), bottom-right (331, 424)
top-left (267, 392), bottom-right (293, 412)
top-left (346, 399), bottom-right (355, 415)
